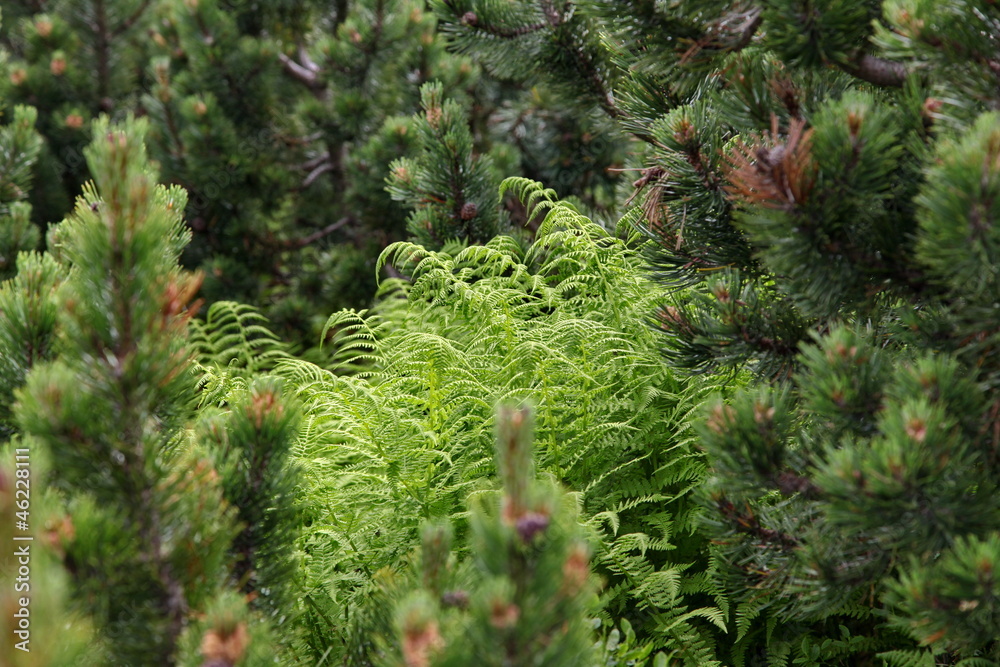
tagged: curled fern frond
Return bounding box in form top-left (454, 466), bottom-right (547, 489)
top-left (499, 176), bottom-right (562, 216)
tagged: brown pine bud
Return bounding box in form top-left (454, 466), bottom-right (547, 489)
top-left (706, 403), bottom-right (736, 435)
top-left (393, 165), bottom-right (410, 182)
top-left (425, 106), bottom-right (442, 129)
top-left (65, 114), bottom-right (84, 129)
top-left (515, 510), bottom-right (549, 542)
top-left (246, 387), bottom-right (283, 430)
top-left (488, 600), bottom-right (520, 629)
top-left (922, 97), bottom-right (943, 120)
top-left (460, 201), bottom-right (478, 220)
top-left (847, 111), bottom-right (863, 137)
top-left (50, 56), bottom-right (66, 76)
top-left (673, 117), bottom-right (696, 145)
top-left (35, 18), bottom-right (53, 38)
top-left (441, 590), bottom-right (469, 609)
top-left (200, 622), bottom-right (249, 665)
top-left (461, 12), bottom-right (478, 26)
top-left (43, 515), bottom-right (75, 557)
top-left (753, 402), bottom-right (776, 424)
top-left (561, 543), bottom-right (590, 596)
top-left (401, 609), bottom-right (444, 667)
top-left (9, 68), bottom-right (27, 86)
top-left (193, 100), bottom-right (208, 116)
top-left (905, 417), bottom-right (927, 443)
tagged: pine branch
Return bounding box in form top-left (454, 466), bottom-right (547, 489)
top-left (460, 12), bottom-right (547, 38)
top-left (681, 6), bottom-right (764, 62)
top-left (729, 7), bottom-right (764, 51)
top-left (112, 0), bottom-right (152, 38)
top-left (279, 52), bottom-right (322, 88)
top-left (284, 216), bottom-right (352, 248)
top-left (93, 0), bottom-right (112, 100)
top-left (296, 45), bottom-right (321, 75)
top-left (715, 495), bottom-right (799, 551)
top-left (839, 52), bottom-right (907, 88)
top-left (298, 151), bottom-right (331, 171)
top-left (301, 159), bottom-right (334, 188)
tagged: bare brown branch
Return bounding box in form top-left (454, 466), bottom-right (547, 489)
top-left (279, 53), bottom-right (321, 88)
top-left (284, 216), bottom-right (352, 249)
top-left (301, 161), bottom-right (334, 189)
top-left (839, 52), bottom-right (907, 88)
top-left (113, 0), bottom-right (152, 37)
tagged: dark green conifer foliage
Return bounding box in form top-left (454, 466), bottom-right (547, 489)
top-left (431, 0), bottom-right (629, 212)
top-left (7, 118), bottom-right (304, 667)
top-left (432, 0), bottom-right (620, 123)
top-left (432, 0), bottom-right (1000, 663)
top-left (0, 3), bottom-right (156, 221)
top-left (0, 251), bottom-right (60, 442)
top-left (0, 453), bottom-right (102, 666)
top-left (196, 377), bottom-right (303, 625)
top-left (1, 0), bottom-right (489, 346)
top-left (2, 1), bottom-right (627, 350)
top-left (387, 81), bottom-right (506, 248)
top-left (0, 105), bottom-right (44, 280)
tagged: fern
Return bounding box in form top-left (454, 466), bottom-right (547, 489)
top-left (281, 180), bottom-right (736, 665)
top-left (192, 361), bottom-right (251, 408)
top-left (190, 301), bottom-right (291, 374)
top-left (320, 308), bottom-right (390, 375)
top-left (878, 651), bottom-right (996, 667)
top-left (876, 650), bottom-right (935, 667)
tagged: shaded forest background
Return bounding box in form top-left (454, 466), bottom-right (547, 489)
top-left (0, 0), bottom-right (626, 353)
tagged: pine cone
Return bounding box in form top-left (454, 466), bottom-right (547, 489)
top-left (460, 201), bottom-right (478, 220)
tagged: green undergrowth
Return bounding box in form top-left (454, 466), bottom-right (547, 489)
top-left (195, 180), bottom-right (742, 665)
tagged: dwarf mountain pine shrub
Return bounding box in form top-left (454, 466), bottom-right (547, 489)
top-left (2, 119), bottom-right (305, 666)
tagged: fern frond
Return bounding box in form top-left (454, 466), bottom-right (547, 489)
top-left (190, 301), bottom-right (290, 374)
top-left (954, 659), bottom-right (998, 667)
top-left (499, 176), bottom-right (561, 216)
top-left (321, 309), bottom-right (391, 374)
top-left (876, 649), bottom-right (935, 667)
top-left (377, 240), bottom-right (440, 284)
top-left (192, 361), bottom-right (250, 408)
